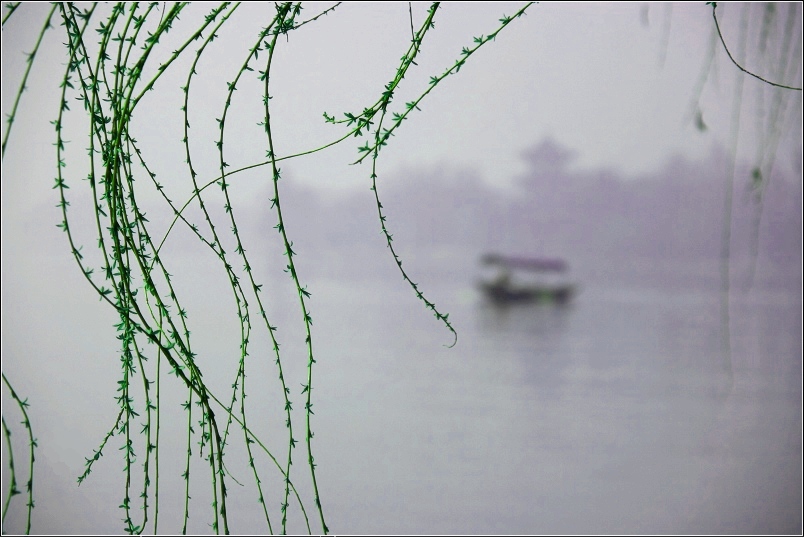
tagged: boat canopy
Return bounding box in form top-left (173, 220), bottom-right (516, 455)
top-left (481, 254), bottom-right (568, 272)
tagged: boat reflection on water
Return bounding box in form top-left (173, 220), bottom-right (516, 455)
top-left (478, 253), bottom-right (578, 307)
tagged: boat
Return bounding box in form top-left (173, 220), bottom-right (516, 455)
top-left (478, 253), bottom-right (577, 305)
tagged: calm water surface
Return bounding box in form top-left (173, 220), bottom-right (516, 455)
top-left (2, 261), bottom-right (800, 534)
top-left (306, 275), bottom-right (801, 534)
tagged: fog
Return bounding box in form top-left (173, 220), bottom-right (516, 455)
top-left (2, 2), bottom-right (802, 535)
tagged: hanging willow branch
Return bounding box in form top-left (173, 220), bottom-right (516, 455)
top-left (1, 2), bottom-right (535, 534)
top-left (710, 2), bottom-right (802, 91)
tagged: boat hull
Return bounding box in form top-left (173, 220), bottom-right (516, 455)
top-left (479, 282), bottom-right (575, 305)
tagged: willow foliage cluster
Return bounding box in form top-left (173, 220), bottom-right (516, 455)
top-left (1, 2), bottom-right (532, 534)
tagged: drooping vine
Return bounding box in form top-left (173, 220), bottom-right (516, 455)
top-left (0, 374), bottom-right (36, 536)
top-left (685, 2), bottom-right (803, 386)
top-left (1, 2), bottom-right (535, 534)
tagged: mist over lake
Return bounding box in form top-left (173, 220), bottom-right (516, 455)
top-left (3, 139), bottom-right (800, 534)
top-left (2, 2), bottom-right (802, 533)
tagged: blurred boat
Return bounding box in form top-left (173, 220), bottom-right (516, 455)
top-left (478, 253), bottom-right (576, 305)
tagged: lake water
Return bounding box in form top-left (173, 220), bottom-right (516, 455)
top-left (281, 271), bottom-right (802, 534)
top-left (1, 256), bottom-right (801, 534)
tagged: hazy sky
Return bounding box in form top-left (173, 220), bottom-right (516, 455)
top-left (2, 2), bottom-right (801, 202)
